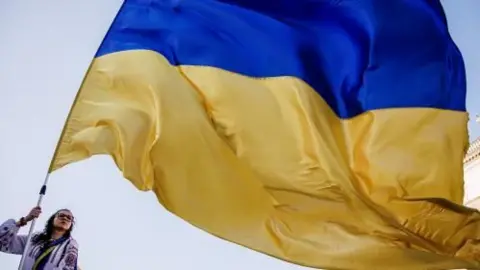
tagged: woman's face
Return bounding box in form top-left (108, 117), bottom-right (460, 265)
top-left (53, 210), bottom-right (74, 231)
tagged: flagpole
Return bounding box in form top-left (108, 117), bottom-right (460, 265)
top-left (15, 73), bottom-right (87, 270)
top-left (16, 34), bottom-right (105, 270)
top-left (15, 61), bottom-right (93, 270)
top-left (16, 25), bottom-right (103, 270)
top-left (17, 174), bottom-right (50, 270)
top-left (15, 80), bottom-right (88, 270)
top-left (16, 81), bottom-right (88, 270)
top-left (15, 3), bottom-right (125, 269)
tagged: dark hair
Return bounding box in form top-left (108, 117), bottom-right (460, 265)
top-left (31, 209), bottom-right (75, 245)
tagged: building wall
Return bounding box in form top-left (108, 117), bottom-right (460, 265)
top-left (464, 136), bottom-right (480, 206)
top-left (464, 158), bottom-right (480, 205)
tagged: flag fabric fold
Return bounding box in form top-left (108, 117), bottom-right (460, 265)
top-left (51, 0), bottom-right (480, 269)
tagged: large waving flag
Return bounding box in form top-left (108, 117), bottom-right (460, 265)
top-left (51, 0), bottom-right (480, 269)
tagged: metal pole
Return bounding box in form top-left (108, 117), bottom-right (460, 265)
top-left (15, 29), bottom-right (94, 270)
top-left (17, 174), bottom-right (50, 270)
top-left (15, 39), bottom-right (102, 270)
top-left (16, 5), bottom-right (125, 270)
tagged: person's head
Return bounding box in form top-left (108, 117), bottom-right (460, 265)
top-left (51, 209), bottom-right (74, 232)
top-left (32, 209), bottom-right (75, 244)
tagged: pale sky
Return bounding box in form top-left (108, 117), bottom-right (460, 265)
top-left (0, 1), bottom-right (479, 269)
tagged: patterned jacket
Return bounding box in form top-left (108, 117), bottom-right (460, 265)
top-left (0, 219), bottom-right (78, 270)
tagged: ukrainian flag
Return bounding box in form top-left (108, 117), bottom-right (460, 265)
top-left (51, 0), bottom-right (480, 269)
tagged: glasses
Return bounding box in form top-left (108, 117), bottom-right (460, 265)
top-left (56, 213), bottom-right (74, 222)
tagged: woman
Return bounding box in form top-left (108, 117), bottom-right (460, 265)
top-left (0, 206), bottom-right (79, 270)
